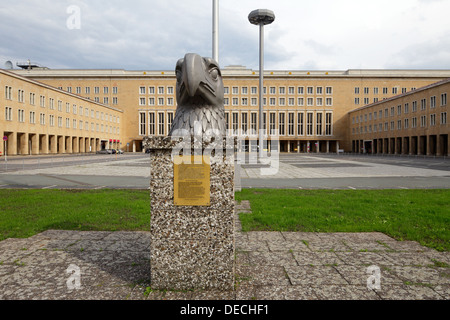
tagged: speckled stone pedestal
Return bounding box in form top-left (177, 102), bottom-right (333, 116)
top-left (144, 136), bottom-right (235, 291)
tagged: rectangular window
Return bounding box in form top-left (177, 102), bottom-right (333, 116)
top-left (298, 112), bottom-right (304, 136)
top-left (232, 87), bottom-right (239, 95)
top-left (412, 117), bottom-right (417, 128)
top-left (420, 115), bottom-right (426, 127)
top-left (441, 93), bottom-right (447, 106)
top-left (307, 87), bottom-right (314, 95)
top-left (298, 97), bottom-right (304, 106)
top-left (94, 87), bottom-right (99, 94)
top-left (232, 112), bottom-right (239, 135)
top-left (404, 103), bottom-right (409, 114)
top-left (316, 97), bottom-right (323, 106)
top-left (298, 87), bottom-right (304, 95)
top-left (30, 111), bottom-right (35, 124)
top-left (40, 113), bottom-right (46, 125)
top-left (441, 112), bottom-right (447, 125)
top-left (112, 87), bottom-right (118, 94)
top-left (288, 87), bottom-right (295, 95)
top-left (103, 87), bottom-right (109, 94)
top-left (250, 112), bottom-right (257, 133)
top-left (316, 87), bottom-right (323, 95)
top-left (288, 112), bottom-right (294, 136)
top-left (278, 112), bottom-right (285, 136)
top-left (404, 118), bottom-right (409, 129)
top-left (430, 114), bottom-right (436, 126)
top-left (269, 112), bottom-right (276, 135)
top-left (279, 87), bottom-right (285, 95)
top-left (167, 87), bottom-right (174, 95)
top-left (251, 87), bottom-right (257, 95)
top-left (5, 86), bottom-right (12, 100)
top-left (431, 96), bottom-right (436, 108)
top-left (325, 113), bottom-right (332, 136)
top-left (316, 112), bottom-right (323, 136)
top-left (158, 87), bottom-right (164, 95)
top-left (149, 112), bottom-right (155, 135)
top-left (306, 112), bottom-right (313, 136)
top-left (18, 109), bottom-right (24, 122)
top-left (139, 112), bottom-right (146, 135)
top-left (149, 86), bottom-right (155, 94)
top-left (307, 98), bottom-right (314, 106)
top-left (167, 112), bottom-right (174, 133)
top-left (412, 101), bottom-right (418, 112)
top-left (76, 87), bottom-right (81, 94)
top-left (140, 86), bottom-right (146, 94)
top-left (241, 112), bottom-right (248, 134)
top-left (397, 105), bottom-right (402, 115)
top-left (397, 120), bottom-right (401, 130)
top-left (5, 107), bottom-right (12, 121)
top-left (149, 97), bottom-right (155, 105)
top-left (326, 98), bottom-right (333, 106)
top-left (158, 113), bottom-right (165, 135)
top-left (421, 99), bottom-right (427, 110)
top-left (242, 87), bottom-right (248, 95)
top-left (326, 87), bottom-right (332, 95)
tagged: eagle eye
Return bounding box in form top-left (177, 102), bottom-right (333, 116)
top-left (209, 68), bottom-right (219, 81)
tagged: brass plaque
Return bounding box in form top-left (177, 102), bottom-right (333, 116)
top-left (174, 155), bottom-right (210, 206)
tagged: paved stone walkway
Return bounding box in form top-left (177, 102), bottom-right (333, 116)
top-left (0, 201), bottom-right (448, 300)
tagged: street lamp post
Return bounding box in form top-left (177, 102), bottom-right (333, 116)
top-left (248, 9), bottom-right (275, 159)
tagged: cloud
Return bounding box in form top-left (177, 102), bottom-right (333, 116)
top-left (1, 0), bottom-right (450, 71)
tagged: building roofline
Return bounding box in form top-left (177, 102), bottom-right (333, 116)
top-left (0, 68), bottom-right (124, 113)
top-left (349, 77), bottom-right (450, 113)
top-left (10, 68), bottom-right (450, 79)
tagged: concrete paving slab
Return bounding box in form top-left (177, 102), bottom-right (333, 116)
top-left (0, 217), bottom-right (448, 300)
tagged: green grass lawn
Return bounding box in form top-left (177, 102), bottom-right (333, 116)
top-left (0, 189), bottom-right (150, 241)
top-left (236, 189), bottom-right (450, 252)
top-left (0, 188), bottom-right (448, 251)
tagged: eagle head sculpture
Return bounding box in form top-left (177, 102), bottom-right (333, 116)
top-left (168, 53), bottom-right (226, 138)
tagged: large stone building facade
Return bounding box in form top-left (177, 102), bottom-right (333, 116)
top-left (6, 66), bottom-right (450, 155)
top-left (1, 69), bottom-right (123, 156)
top-left (349, 78), bottom-right (449, 156)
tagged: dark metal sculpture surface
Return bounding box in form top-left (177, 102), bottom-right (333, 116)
top-left (168, 53), bottom-right (226, 137)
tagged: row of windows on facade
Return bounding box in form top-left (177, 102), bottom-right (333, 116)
top-left (4, 107), bottom-right (120, 134)
top-left (60, 86), bottom-right (119, 95)
top-left (139, 85), bottom-right (334, 96)
top-left (354, 87), bottom-right (416, 95)
top-left (138, 111), bottom-right (333, 137)
top-left (352, 112), bottom-right (447, 134)
top-left (4, 86), bottom-right (120, 123)
top-left (138, 96), bottom-right (334, 107)
top-left (352, 94), bottom-right (448, 124)
top-left (355, 92), bottom-right (447, 106)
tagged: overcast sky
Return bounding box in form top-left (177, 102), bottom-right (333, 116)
top-left (1, 0), bottom-right (450, 71)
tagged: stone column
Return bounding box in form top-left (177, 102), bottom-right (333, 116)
top-left (145, 136), bottom-right (235, 291)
